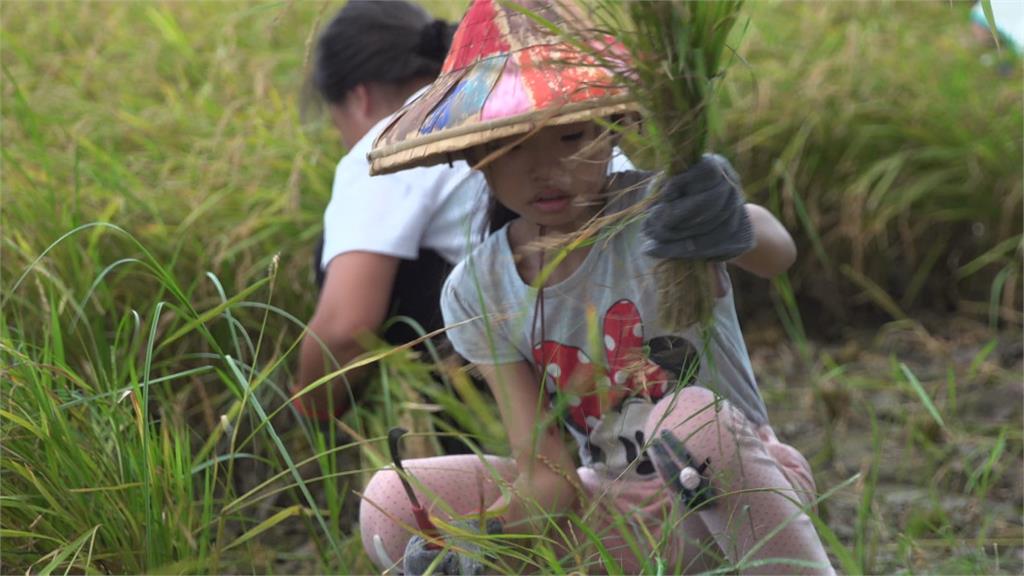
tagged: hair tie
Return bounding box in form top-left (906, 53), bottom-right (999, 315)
top-left (417, 19), bottom-right (449, 60)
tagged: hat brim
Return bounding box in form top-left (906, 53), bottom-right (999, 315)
top-left (369, 96), bottom-right (637, 175)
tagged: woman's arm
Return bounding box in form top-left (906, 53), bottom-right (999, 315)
top-left (729, 203), bottom-right (797, 279)
top-left (294, 251), bottom-right (400, 418)
top-left (475, 361), bottom-right (581, 531)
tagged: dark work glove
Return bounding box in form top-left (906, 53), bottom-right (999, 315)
top-left (403, 518), bottom-right (503, 575)
top-left (642, 154), bottom-right (754, 261)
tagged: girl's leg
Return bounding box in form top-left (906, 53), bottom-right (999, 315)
top-left (577, 467), bottom-right (719, 575)
top-left (644, 386), bottom-right (834, 575)
top-left (359, 454), bottom-right (517, 571)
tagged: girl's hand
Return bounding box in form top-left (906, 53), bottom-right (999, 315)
top-left (475, 361), bottom-right (582, 530)
top-left (641, 154), bottom-right (754, 262)
top-left (403, 518), bottom-right (504, 576)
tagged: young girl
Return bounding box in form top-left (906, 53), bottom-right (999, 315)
top-left (360, 1), bottom-right (834, 574)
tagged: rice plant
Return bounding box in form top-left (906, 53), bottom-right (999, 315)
top-left (720, 1), bottom-right (1022, 331)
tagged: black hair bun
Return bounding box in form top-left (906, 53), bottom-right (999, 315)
top-left (417, 19), bottom-right (450, 61)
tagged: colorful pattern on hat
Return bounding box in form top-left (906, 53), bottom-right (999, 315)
top-left (369, 0), bottom-right (636, 175)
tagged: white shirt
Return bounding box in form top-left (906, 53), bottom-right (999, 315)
top-left (321, 116), bottom-right (487, 268)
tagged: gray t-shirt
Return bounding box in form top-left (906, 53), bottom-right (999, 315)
top-left (441, 172), bottom-right (769, 481)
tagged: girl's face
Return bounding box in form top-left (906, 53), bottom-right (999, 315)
top-left (478, 122), bottom-right (612, 234)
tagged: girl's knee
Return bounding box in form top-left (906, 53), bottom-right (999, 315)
top-left (645, 386), bottom-right (755, 472)
top-left (359, 467), bottom-right (412, 570)
top-left (358, 455), bottom-right (516, 569)
top-left (360, 466), bottom-right (401, 523)
top-left (647, 387), bottom-right (744, 441)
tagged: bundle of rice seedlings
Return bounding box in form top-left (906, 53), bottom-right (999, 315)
top-left (594, 0), bottom-right (746, 329)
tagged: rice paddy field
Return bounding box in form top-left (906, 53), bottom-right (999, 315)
top-left (2, 1), bottom-right (1021, 574)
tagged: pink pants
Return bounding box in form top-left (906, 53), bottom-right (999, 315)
top-left (360, 387), bottom-right (834, 574)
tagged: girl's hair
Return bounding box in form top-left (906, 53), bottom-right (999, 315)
top-left (310, 1), bottom-right (456, 105)
top-left (487, 198), bottom-right (519, 235)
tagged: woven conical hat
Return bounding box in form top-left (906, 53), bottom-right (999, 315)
top-left (368, 0), bottom-right (636, 175)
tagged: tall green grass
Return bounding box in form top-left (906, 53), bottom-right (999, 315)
top-left (2, 302), bottom-right (217, 573)
top-left (2, 2), bottom-right (332, 327)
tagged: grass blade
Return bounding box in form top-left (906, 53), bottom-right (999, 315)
top-left (224, 504), bottom-right (304, 551)
top-left (36, 525), bottom-right (100, 576)
top-left (899, 363), bottom-right (945, 429)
